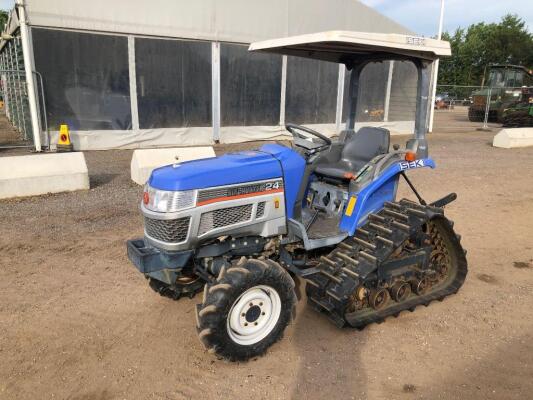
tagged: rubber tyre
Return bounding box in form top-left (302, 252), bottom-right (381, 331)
top-left (468, 108), bottom-right (484, 122)
top-left (196, 258), bottom-right (297, 361)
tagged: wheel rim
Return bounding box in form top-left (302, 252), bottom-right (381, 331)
top-left (226, 285), bottom-right (281, 346)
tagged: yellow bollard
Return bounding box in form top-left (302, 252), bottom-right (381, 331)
top-left (57, 124), bottom-right (73, 152)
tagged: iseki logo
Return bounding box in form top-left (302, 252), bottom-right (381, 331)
top-left (399, 159), bottom-right (425, 170)
top-left (406, 36), bottom-right (425, 46)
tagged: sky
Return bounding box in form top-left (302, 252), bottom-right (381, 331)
top-left (359, 0), bottom-right (532, 37)
top-left (0, 0), bottom-right (11, 11)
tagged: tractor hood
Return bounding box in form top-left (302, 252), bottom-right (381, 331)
top-left (148, 144), bottom-right (293, 191)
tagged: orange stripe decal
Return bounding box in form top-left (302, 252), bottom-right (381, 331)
top-left (197, 188), bottom-right (284, 206)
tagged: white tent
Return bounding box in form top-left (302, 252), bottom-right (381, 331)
top-left (24, 0), bottom-right (412, 41)
top-left (1, 0), bottom-right (424, 151)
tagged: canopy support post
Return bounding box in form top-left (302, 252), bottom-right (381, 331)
top-left (346, 63), bottom-right (364, 131)
top-left (407, 60), bottom-right (431, 158)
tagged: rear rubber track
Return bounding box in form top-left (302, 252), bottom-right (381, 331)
top-left (305, 198), bottom-right (468, 329)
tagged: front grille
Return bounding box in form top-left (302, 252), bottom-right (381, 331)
top-left (256, 202), bottom-right (266, 218)
top-left (144, 216), bottom-right (190, 243)
top-left (197, 187), bottom-right (229, 203)
top-left (198, 204), bottom-right (253, 235)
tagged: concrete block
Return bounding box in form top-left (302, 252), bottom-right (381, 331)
top-left (0, 152), bottom-right (89, 199)
top-left (131, 147), bottom-right (216, 185)
top-left (493, 128), bottom-right (533, 149)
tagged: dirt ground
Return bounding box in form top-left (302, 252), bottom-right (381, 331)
top-left (1, 111), bottom-right (533, 400)
top-left (0, 110), bottom-right (31, 148)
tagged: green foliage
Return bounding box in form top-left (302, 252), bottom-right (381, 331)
top-left (0, 10), bottom-right (8, 33)
top-left (438, 14), bottom-right (533, 86)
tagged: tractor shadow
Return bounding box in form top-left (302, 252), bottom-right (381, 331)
top-left (289, 296), bottom-right (369, 399)
top-left (89, 173), bottom-right (120, 189)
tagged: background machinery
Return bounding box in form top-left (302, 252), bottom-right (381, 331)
top-left (468, 64), bottom-right (533, 122)
top-left (127, 31), bottom-right (468, 361)
top-left (502, 86), bottom-right (533, 127)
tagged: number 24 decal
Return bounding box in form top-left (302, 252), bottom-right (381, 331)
top-left (265, 181), bottom-right (281, 190)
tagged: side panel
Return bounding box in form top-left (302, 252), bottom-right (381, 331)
top-left (340, 158), bottom-right (436, 235)
top-left (259, 143), bottom-right (306, 219)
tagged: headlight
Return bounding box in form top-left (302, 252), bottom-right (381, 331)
top-left (143, 185), bottom-right (197, 213)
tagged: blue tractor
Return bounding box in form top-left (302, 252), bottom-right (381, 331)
top-left (127, 31), bottom-right (468, 361)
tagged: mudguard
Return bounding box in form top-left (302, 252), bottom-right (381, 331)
top-left (340, 158), bottom-right (436, 235)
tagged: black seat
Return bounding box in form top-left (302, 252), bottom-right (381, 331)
top-left (315, 127), bottom-right (390, 180)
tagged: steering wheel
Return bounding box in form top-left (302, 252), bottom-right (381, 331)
top-left (285, 123), bottom-right (332, 146)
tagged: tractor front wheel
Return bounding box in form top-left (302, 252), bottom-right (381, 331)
top-left (196, 258), bottom-right (297, 361)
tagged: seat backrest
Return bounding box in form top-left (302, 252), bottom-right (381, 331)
top-left (338, 129), bottom-right (356, 143)
top-left (341, 126), bottom-right (390, 167)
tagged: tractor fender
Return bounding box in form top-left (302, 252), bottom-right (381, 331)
top-left (340, 158), bottom-right (436, 235)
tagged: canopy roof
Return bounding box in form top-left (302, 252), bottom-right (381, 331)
top-left (249, 31), bottom-right (451, 64)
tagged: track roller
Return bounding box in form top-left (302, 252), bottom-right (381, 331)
top-left (412, 277), bottom-right (430, 295)
top-left (390, 281), bottom-right (411, 302)
top-left (369, 288), bottom-right (390, 310)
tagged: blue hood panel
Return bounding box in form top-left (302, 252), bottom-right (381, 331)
top-left (260, 144), bottom-right (306, 219)
top-left (149, 148), bottom-right (284, 191)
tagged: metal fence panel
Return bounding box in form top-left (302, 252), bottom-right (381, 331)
top-left (0, 37), bottom-right (32, 142)
top-left (432, 84), bottom-right (532, 132)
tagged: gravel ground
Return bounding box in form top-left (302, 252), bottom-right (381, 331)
top-left (1, 111), bottom-right (533, 400)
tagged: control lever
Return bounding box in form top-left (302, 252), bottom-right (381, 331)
top-left (430, 193), bottom-right (457, 208)
top-left (305, 209), bottom-right (320, 231)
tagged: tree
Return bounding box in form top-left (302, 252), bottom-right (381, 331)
top-left (438, 14), bottom-right (533, 86)
top-left (0, 10), bottom-right (8, 33)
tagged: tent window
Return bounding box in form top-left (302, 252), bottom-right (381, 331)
top-left (135, 38), bottom-right (212, 129)
top-left (285, 57), bottom-right (338, 125)
top-left (388, 61), bottom-right (417, 122)
top-left (342, 62), bottom-right (389, 123)
top-left (32, 28), bottom-right (131, 131)
top-left (220, 43), bottom-right (282, 126)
